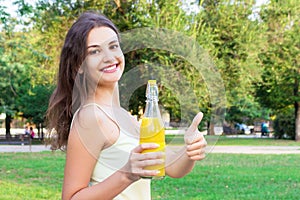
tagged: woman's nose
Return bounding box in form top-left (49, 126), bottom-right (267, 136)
top-left (102, 49), bottom-right (114, 63)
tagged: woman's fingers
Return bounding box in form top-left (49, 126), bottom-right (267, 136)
top-left (132, 143), bottom-right (160, 153)
top-left (186, 137), bottom-right (207, 161)
top-left (126, 144), bottom-right (164, 178)
top-left (186, 138), bottom-right (207, 151)
top-left (131, 151), bottom-right (164, 167)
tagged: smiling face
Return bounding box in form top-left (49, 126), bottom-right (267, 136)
top-left (83, 26), bottom-right (125, 88)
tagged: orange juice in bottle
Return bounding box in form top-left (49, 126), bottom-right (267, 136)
top-left (140, 80), bottom-right (165, 179)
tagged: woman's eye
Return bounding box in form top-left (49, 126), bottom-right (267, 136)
top-left (110, 44), bottom-right (119, 50)
top-left (89, 49), bottom-right (101, 55)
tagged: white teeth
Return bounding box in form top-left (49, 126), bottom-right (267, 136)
top-left (102, 65), bottom-right (117, 71)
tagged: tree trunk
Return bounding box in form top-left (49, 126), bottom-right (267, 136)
top-left (5, 114), bottom-right (12, 139)
top-left (37, 123), bottom-right (41, 139)
top-left (295, 74), bottom-right (300, 141)
top-left (295, 101), bottom-right (300, 141)
top-left (41, 123), bottom-right (44, 140)
top-left (207, 120), bottom-right (215, 135)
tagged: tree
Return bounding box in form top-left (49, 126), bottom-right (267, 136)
top-left (0, 5), bottom-right (32, 137)
top-left (13, 0), bottom-right (266, 135)
top-left (17, 84), bottom-right (54, 139)
top-left (78, 0), bottom-right (216, 127)
top-left (197, 0), bottom-right (267, 133)
top-left (257, 0), bottom-right (300, 141)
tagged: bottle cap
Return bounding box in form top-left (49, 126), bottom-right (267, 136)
top-left (148, 80), bottom-right (156, 85)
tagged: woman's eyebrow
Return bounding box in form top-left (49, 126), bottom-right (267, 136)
top-left (87, 44), bottom-right (100, 49)
top-left (108, 40), bottom-right (118, 44)
top-left (87, 40), bottom-right (118, 49)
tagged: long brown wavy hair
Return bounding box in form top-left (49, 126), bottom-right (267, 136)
top-left (46, 11), bottom-right (119, 150)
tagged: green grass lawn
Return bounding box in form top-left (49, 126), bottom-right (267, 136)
top-left (152, 153), bottom-right (300, 200)
top-left (166, 135), bottom-right (300, 146)
top-left (0, 151), bottom-right (64, 200)
top-left (0, 151), bottom-right (299, 200)
top-left (213, 136), bottom-right (300, 146)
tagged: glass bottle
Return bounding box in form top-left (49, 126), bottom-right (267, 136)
top-left (140, 80), bottom-right (165, 179)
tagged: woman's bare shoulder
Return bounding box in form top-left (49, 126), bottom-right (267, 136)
top-left (73, 104), bottom-right (106, 126)
top-left (70, 105), bottom-right (108, 151)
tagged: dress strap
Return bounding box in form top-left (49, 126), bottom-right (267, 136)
top-left (82, 103), bottom-right (121, 129)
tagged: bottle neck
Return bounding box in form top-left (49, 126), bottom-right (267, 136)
top-left (144, 80), bottom-right (161, 118)
top-left (144, 98), bottom-right (161, 118)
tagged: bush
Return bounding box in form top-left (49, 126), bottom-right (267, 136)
top-left (273, 108), bottom-right (295, 139)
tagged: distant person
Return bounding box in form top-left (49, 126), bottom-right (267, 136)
top-left (261, 122), bottom-right (269, 136)
top-left (20, 126), bottom-right (30, 144)
top-left (29, 127), bottom-right (35, 139)
top-left (24, 126), bottom-right (30, 136)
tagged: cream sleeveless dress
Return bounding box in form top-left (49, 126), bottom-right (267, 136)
top-left (74, 103), bottom-right (151, 200)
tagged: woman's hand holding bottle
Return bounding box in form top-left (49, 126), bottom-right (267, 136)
top-left (121, 143), bottom-right (164, 181)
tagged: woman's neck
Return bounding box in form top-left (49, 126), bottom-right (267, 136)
top-left (87, 83), bottom-right (120, 107)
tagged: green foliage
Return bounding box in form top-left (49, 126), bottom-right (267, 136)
top-left (225, 97), bottom-right (271, 124)
top-left (0, 27), bottom-right (32, 123)
top-left (273, 107), bottom-right (295, 139)
top-left (114, 0), bottom-right (213, 124)
top-left (256, 0), bottom-right (300, 140)
top-left (0, 21), bottom-right (51, 126)
top-left (199, 0), bottom-right (267, 126)
top-left (17, 84), bottom-right (55, 125)
top-left (0, 0), bottom-right (299, 139)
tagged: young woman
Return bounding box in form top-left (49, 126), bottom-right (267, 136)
top-left (47, 11), bottom-right (207, 200)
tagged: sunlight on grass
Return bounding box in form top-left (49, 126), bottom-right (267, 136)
top-left (1, 146), bottom-right (299, 199)
top-left (0, 151), bottom-right (64, 200)
top-left (0, 180), bottom-right (61, 200)
top-left (152, 154), bottom-right (300, 200)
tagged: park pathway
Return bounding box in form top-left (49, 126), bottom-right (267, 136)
top-left (0, 145), bottom-right (299, 154)
top-left (0, 145), bottom-right (51, 152)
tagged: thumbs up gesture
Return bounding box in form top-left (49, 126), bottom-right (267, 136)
top-left (184, 112), bottom-right (207, 161)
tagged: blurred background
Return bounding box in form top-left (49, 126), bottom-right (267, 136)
top-left (0, 0), bottom-right (299, 142)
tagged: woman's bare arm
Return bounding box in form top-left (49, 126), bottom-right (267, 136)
top-left (165, 112), bottom-right (206, 178)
